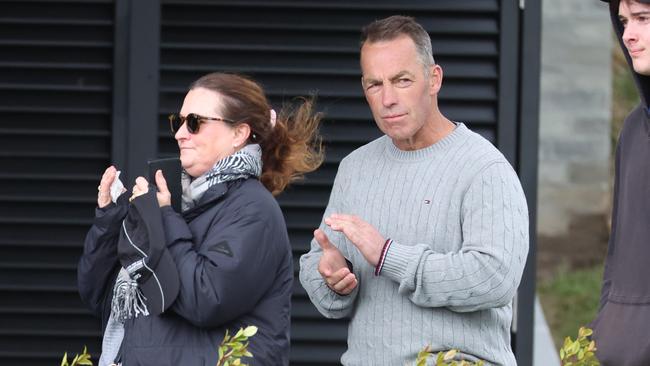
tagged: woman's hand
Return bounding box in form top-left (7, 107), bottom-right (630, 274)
top-left (129, 176), bottom-right (149, 202)
top-left (97, 166), bottom-right (121, 208)
top-left (129, 170), bottom-right (171, 207)
top-left (154, 170), bottom-right (172, 207)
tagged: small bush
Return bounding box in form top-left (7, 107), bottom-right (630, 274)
top-left (559, 326), bottom-right (599, 366)
top-left (217, 325), bottom-right (258, 366)
top-left (60, 346), bottom-right (92, 366)
top-left (416, 347), bottom-right (484, 366)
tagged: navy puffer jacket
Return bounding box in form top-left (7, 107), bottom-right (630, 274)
top-left (78, 178), bottom-right (293, 365)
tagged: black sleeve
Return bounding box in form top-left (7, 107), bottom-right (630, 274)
top-left (77, 195), bottom-right (128, 323)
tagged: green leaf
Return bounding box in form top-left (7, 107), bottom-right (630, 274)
top-left (77, 354), bottom-right (92, 366)
top-left (436, 351), bottom-right (445, 363)
top-left (242, 326), bottom-right (258, 338)
top-left (588, 340), bottom-right (596, 352)
top-left (443, 349), bottom-right (457, 361)
top-left (415, 346), bottom-right (431, 366)
top-left (78, 355), bottom-right (91, 363)
top-left (61, 352), bottom-right (69, 366)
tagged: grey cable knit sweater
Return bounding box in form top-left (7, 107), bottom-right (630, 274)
top-left (299, 123), bottom-right (529, 366)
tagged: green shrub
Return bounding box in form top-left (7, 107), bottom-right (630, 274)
top-left (559, 326), bottom-right (599, 366)
top-left (416, 347), bottom-right (484, 366)
top-left (217, 325), bottom-right (258, 366)
top-left (60, 346), bottom-right (92, 366)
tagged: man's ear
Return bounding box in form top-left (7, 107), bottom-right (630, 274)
top-left (429, 64), bottom-right (443, 95)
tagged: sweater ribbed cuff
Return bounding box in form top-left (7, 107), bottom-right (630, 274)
top-left (374, 239), bottom-right (392, 276)
top-left (380, 242), bottom-right (422, 281)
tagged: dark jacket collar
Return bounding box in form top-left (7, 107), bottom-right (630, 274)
top-left (180, 180), bottom-right (232, 222)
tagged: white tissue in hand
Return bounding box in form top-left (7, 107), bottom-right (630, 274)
top-left (110, 171), bottom-right (125, 203)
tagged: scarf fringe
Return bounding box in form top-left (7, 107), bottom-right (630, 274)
top-left (111, 274), bottom-right (150, 322)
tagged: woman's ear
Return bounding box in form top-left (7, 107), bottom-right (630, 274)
top-left (233, 123), bottom-right (252, 147)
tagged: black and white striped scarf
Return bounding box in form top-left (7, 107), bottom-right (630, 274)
top-left (181, 144), bottom-right (262, 211)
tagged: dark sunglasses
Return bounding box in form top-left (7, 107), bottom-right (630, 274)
top-left (168, 113), bottom-right (235, 134)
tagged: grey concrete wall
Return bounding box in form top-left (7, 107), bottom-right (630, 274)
top-left (537, 0), bottom-right (612, 236)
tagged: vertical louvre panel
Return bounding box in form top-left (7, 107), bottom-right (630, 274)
top-left (159, 1), bottom-right (500, 364)
top-left (0, 1), bottom-right (113, 364)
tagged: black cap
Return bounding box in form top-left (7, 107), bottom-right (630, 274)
top-left (118, 190), bottom-right (180, 315)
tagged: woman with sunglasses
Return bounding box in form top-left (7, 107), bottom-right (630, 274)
top-left (78, 72), bottom-right (324, 365)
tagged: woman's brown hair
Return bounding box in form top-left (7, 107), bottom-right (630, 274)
top-left (189, 72), bottom-right (324, 195)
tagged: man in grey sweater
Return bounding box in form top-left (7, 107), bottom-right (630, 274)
top-left (299, 15), bottom-right (529, 366)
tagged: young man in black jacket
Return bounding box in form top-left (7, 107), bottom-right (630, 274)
top-left (592, 1), bottom-right (650, 364)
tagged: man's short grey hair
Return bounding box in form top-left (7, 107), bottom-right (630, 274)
top-left (360, 15), bottom-right (435, 69)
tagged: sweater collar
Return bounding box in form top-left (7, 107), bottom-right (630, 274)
top-left (384, 122), bottom-right (468, 161)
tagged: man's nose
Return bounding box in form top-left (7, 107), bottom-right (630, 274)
top-left (381, 85), bottom-right (398, 107)
top-left (623, 23), bottom-right (638, 44)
